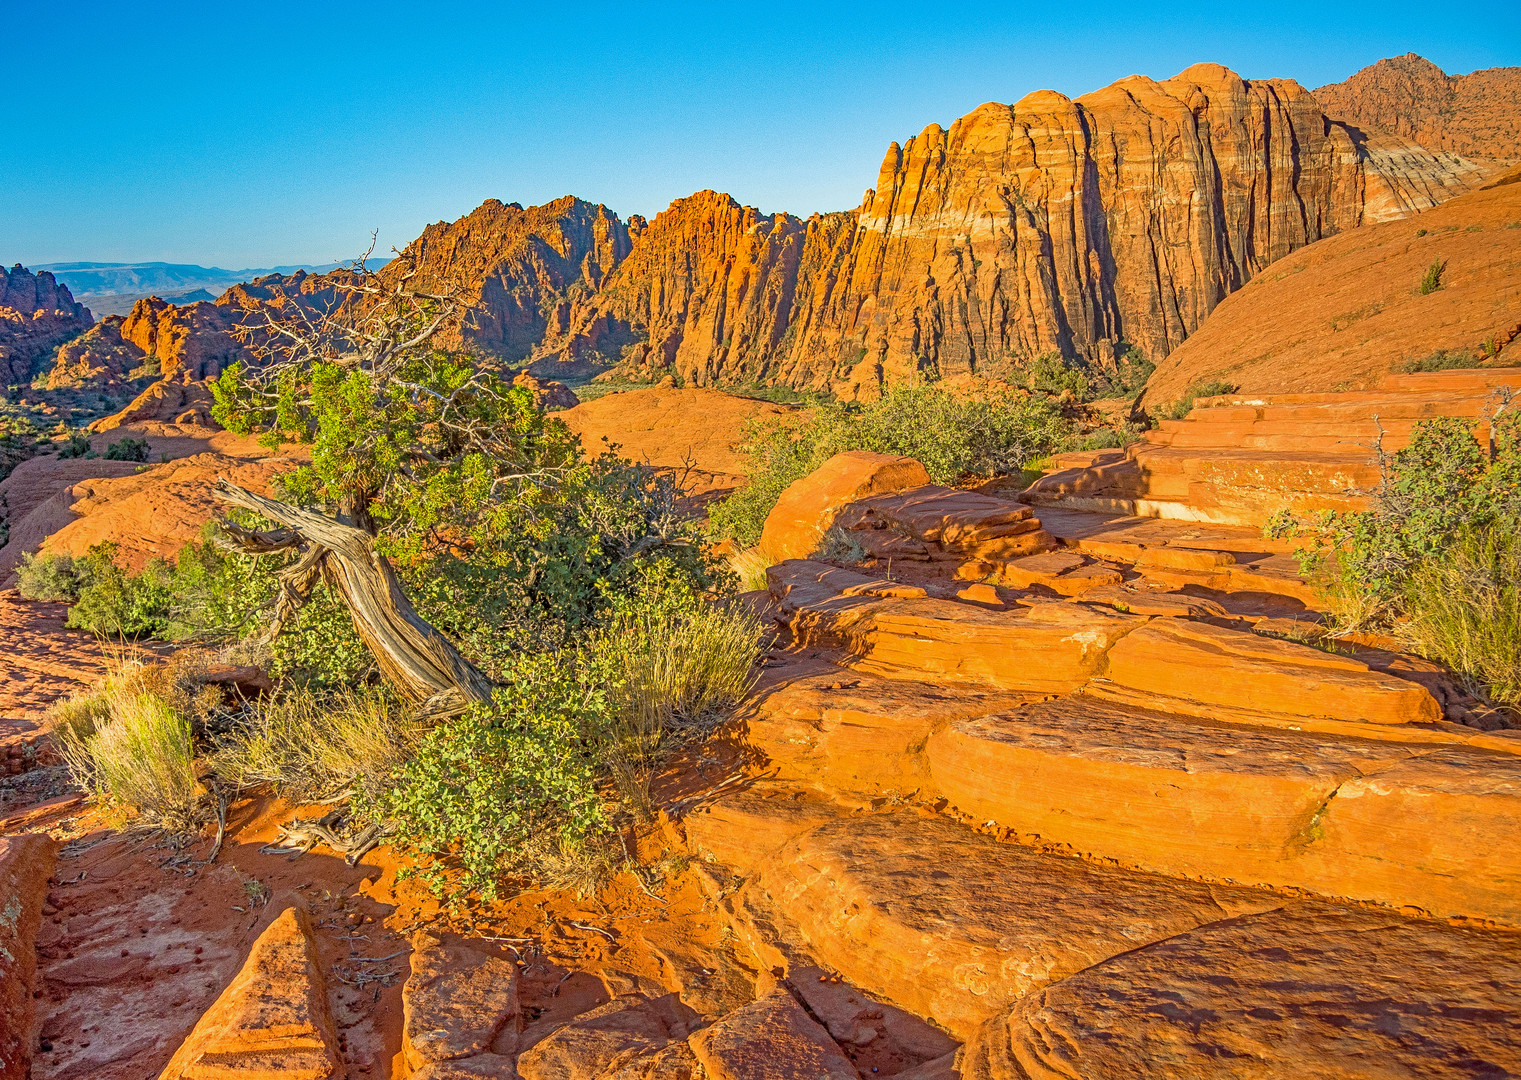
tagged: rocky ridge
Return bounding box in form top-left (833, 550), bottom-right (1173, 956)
top-left (0, 265), bottom-right (93, 386)
top-left (1315, 53), bottom-right (1521, 166)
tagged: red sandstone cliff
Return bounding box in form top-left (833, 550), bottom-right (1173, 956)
top-left (1315, 54), bottom-right (1521, 166)
top-left (0, 265), bottom-right (92, 385)
top-left (535, 64), bottom-right (1492, 397)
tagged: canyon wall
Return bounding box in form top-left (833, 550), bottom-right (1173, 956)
top-left (533, 63), bottom-right (1491, 396)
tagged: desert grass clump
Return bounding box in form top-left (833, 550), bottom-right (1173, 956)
top-left (595, 570), bottom-right (765, 814)
top-left (211, 685), bottom-right (419, 802)
top-left (1400, 526), bottom-right (1520, 713)
top-left (52, 659), bottom-right (202, 831)
top-left (727, 546), bottom-right (772, 592)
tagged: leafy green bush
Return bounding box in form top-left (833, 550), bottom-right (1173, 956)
top-left (1419, 259), bottom-right (1447, 295)
top-left (104, 436), bottom-right (150, 462)
top-left (60, 544), bottom-right (173, 638)
top-left (363, 654), bottom-right (610, 899)
top-left (1271, 410), bottom-right (1520, 711)
top-left (1020, 352), bottom-right (1090, 399)
top-left (708, 383), bottom-right (1071, 546)
top-left (56, 430), bottom-right (91, 458)
top-left (16, 551), bottom-right (89, 602)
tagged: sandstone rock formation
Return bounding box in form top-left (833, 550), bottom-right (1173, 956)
top-left (0, 833), bottom-right (59, 1077)
top-left (513, 371), bottom-right (580, 410)
top-left (533, 64), bottom-right (1493, 397)
top-left (759, 451), bottom-right (931, 561)
top-left (0, 264), bottom-right (92, 384)
top-left (1316, 53), bottom-right (1521, 166)
top-left (1142, 165), bottom-right (1521, 402)
top-left (374, 195), bottom-right (635, 365)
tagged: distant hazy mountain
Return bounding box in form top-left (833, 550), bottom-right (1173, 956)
top-left (36, 260), bottom-right (391, 316)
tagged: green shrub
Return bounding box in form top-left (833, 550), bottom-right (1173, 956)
top-left (16, 551), bottom-right (89, 602)
top-left (363, 653), bottom-right (610, 899)
top-left (1402, 526), bottom-right (1520, 710)
top-left (1271, 410), bottom-right (1521, 710)
top-left (708, 383), bottom-right (1070, 546)
top-left (56, 430), bottom-right (91, 458)
top-left (1093, 347), bottom-right (1155, 399)
top-left (1020, 352), bottom-right (1090, 399)
top-left (1397, 349), bottom-right (1478, 374)
top-left (61, 543), bottom-right (173, 638)
top-left (1157, 379), bottom-right (1239, 421)
top-left (104, 436), bottom-right (150, 462)
top-left (1419, 259), bottom-right (1447, 295)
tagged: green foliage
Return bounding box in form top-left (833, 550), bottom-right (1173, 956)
top-left (62, 544), bottom-right (173, 638)
top-left (1092, 347), bottom-right (1155, 399)
top-left (1397, 349), bottom-right (1479, 374)
top-left (708, 383), bottom-right (1071, 546)
top-left (1419, 259), bottom-right (1447, 295)
top-left (1402, 527), bottom-right (1520, 709)
top-left (103, 436), bottom-right (150, 462)
top-left (0, 414), bottom-right (44, 480)
top-left (363, 653), bottom-right (610, 900)
top-left (1270, 410), bottom-right (1521, 709)
top-left (56, 430), bottom-right (91, 458)
top-left (16, 551), bottom-right (90, 602)
top-left (1019, 352), bottom-right (1090, 399)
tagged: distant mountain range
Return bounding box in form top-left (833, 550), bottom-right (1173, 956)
top-left (36, 260), bottom-right (391, 316)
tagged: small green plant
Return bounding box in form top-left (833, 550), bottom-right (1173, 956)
top-left (1419, 259), bottom-right (1447, 295)
top-left (56, 430), bottom-right (91, 458)
top-left (1398, 349), bottom-right (1479, 374)
top-left (1020, 351), bottom-right (1090, 399)
top-left (1416, 228), bottom-right (1428, 237)
top-left (52, 660), bottom-right (202, 831)
top-left (104, 436), bottom-right (151, 462)
top-left (1157, 379), bottom-right (1238, 421)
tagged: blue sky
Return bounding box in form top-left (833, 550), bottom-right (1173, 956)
top-left (5, 1), bottom-right (1517, 268)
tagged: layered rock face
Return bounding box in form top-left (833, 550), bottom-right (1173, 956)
top-left (0, 264), bottom-right (92, 384)
top-left (1315, 53), bottom-right (1521, 166)
top-left (536, 65), bottom-right (1490, 396)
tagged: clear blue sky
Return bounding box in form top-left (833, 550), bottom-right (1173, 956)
top-left (5, 1), bottom-right (1517, 268)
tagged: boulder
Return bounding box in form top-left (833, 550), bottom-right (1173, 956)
top-left (156, 906), bottom-right (340, 1080)
top-left (689, 988), bottom-right (860, 1080)
top-left (760, 453), bottom-right (931, 562)
top-left (404, 935), bottom-right (521, 1070)
top-left (513, 371), bottom-right (580, 410)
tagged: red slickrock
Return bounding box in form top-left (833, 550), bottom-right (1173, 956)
top-left (760, 452), bottom-right (931, 561)
top-left (0, 833), bottom-right (59, 1077)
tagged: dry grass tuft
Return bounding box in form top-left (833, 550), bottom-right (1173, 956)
top-left (727, 546), bottom-right (772, 592)
top-left (211, 685), bottom-right (419, 802)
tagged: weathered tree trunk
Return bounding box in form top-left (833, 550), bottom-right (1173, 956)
top-left (215, 480), bottom-right (494, 718)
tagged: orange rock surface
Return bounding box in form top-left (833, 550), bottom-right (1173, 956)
top-left (0, 833), bottom-right (58, 1078)
top-left (558, 386), bottom-right (790, 498)
top-left (759, 452), bottom-right (931, 561)
top-left (964, 905), bottom-right (1521, 1080)
top-left (1143, 167), bottom-right (1521, 402)
top-left (1316, 53), bottom-right (1521, 166)
top-left (690, 988), bottom-right (860, 1080)
top-left (156, 906), bottom-right (340, 1080)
